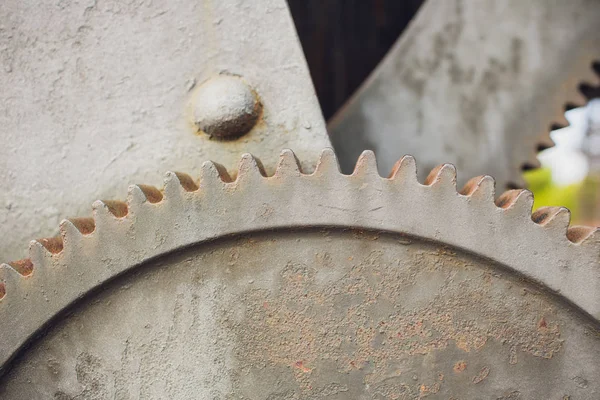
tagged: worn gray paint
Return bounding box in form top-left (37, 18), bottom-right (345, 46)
top-left (1, 150), bottom-right (598, 391)
top-left (0, 0), bottom-right (329, 261)
top-left (329, 0), bottom-right (600, 189)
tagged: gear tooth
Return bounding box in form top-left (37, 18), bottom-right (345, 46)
top-left (353, 150), bottom-right (379, 177)
top-left (459, 175), bottom-right (495, 198)
top-left (177, 172), bottom-right (199, 191)
top-left (314, 148), bottom-right (340, 176)
top-left (579, 64), bottom-right (600, 87)
top-left (237, 153), bottom-right (267, 181)
top-left (58, 219), bottom-right (87, 247)
top-left (65, 218), bottom-right (95, 235)
top-left (567, 226), bottom-right (599, 244)
top-left (127, 185), bottom-right (152, 213)
top-left (275, 149), bottom-right (302, 176)
top-left (424, 163), bottom-right (457, 187)
top-left (28, 239), bottom-right (46, 260)
top-left (552, 114), bottom-right (570, 130)
top-left (28, 238), bottom-right (60, 266)
top-left (164, 172), bottom-right (198, 198)
top-left (578, 82), bottom-right (599, 100)
top-left (531, 206), bottom-right (571, 233)
top-left (128, 184), bottom-right (163, 208)
top-left (581, 61), bottom-right (600, 86)
top-left (521, 158), bottom-right (542, 172)
top-left (537, 135), bottom-right (555, 152)
top-left (128, 185), bottom-right (148, 208)
top-left (506, 176), bottom-right (527, 190)
top-left (564, 94), bottom-right (587, 111)
top-left (200, 161), bottom-right (233, 184)
top-left (0, 263), bottom-right (23, 300)
top-left (93, 200), bottom-right (128, 219)
top-left (495, 189), bottom-right (534, 213)
top-left (164, 172), bottom-right (185, 198)
top-left (388, 155), bottom-right (417, 181)
top-left (58, 218), bottom-right (95, 250)
top-left (138, 184), bottom-right (163, 203)
top-left (92, 200), bottom-right (128, 237)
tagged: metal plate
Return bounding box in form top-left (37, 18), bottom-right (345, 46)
top-left (0, 0), bottom-right (329, 261)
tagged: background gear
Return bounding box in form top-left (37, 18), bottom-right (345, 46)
top-left (328, 0), bottom-right (600, 189)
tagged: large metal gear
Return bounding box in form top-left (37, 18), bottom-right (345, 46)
top-left (329, 0), bottom-right (600, 189)
top-left (1, 150), bottom-right (599, 398)
top-left (2, 2), bottom-right (600, 398)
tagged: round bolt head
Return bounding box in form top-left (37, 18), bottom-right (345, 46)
top-left (192, 75), bottom-right (262, 140)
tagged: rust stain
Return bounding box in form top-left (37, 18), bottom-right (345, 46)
top-left (509, 345), bottom-right (518, 365)
top-left (9, 258), bottom-right (34, 276)
top-left (453, 360), bottom-right (467, 373)
top-left (294, 360), bottom-right (312, 373)
top-left (36, 236), bottom-right (64, 254)
top-left (419, 382), bottom-right (441, 396)
top-left (231, 244), bottom-right (565, 391)
top-left (472, 366), bottom-right (490, 384)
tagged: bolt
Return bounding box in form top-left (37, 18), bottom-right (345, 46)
top-left (191, 74), bottom-right (262, 140)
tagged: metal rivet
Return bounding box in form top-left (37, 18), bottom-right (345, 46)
top-left (191, 75), bottom-right (262, 140)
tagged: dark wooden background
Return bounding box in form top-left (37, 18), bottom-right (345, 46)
top-left (288, 0), bottom-right (424, 120)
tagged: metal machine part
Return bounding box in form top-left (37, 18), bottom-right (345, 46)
top-left (1, 150), bottom-right (598, 398)
top-left (0, 0), bottom-right (330, 262)
top-left (329, 0), bottom-right (600, 189)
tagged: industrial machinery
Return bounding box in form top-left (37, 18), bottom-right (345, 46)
top-left (0, 0), bottom-right (598, 398)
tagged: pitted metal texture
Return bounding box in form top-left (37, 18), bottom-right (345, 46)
top-left (1, 230), bottom-right (599, 399)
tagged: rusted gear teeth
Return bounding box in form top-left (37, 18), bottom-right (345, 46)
top-left (1, 149), bottom-right (599, 374)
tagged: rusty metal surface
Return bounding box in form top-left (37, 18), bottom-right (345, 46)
top-left (329, 0), bottom-right (600, 189)
top-left (0, 150), bottom-right (598, 397)
top-left (2, 230), bottom-right (599, 398)
top-left (0, 0), bottom-right (329, 262)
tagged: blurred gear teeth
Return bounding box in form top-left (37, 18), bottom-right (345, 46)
top-left (0, 149), bottom-right (599, 375)
top-left (520, 59), bottom-right (600, 182)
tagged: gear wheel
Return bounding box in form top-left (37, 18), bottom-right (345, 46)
top-left (328, 0), bottom-right (600, 189)
top-left (1, 150), bottom-right (599, 398)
